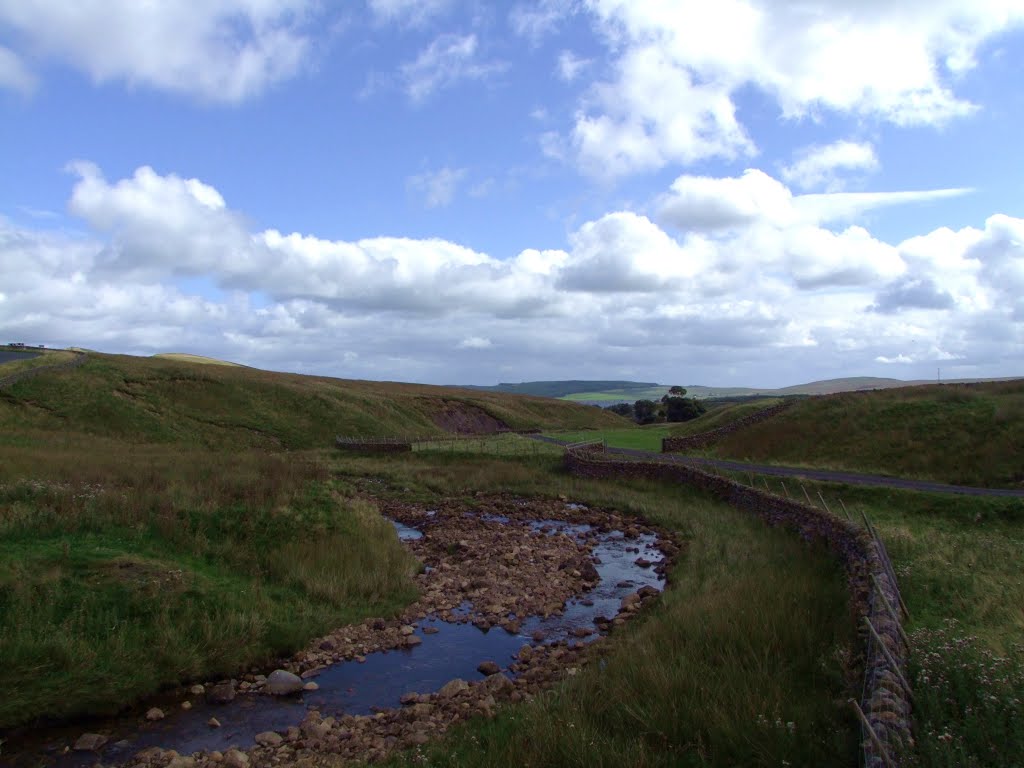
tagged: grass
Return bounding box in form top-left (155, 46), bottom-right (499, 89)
top-left (709, 380), bottom-right (1024, 488)
top-left (411, 433), bottom-right (563, 457)
top-left (0, 348), bottom-right (78, 378)
top-left (543, 399), bottom-right (783, 451)
top-left (0, 352), bottom-right (625, 450)
top-left (315, 451), bottom-right (860, 768)
top-left (0, 444), bottom-right (419, 728)
top-left (710, 469), bottom-right (1024, 767)
top-left (152, 352), bottom-right (244, 366)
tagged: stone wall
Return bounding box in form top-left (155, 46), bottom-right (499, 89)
top-left (565, 445), bottom-right (912, 767)
top-left (0, 351), bottom-right (87, 390)
top-left (334, 438), bottom-right (413, 453)
top-left (662, 400), bottom-right (794, 452)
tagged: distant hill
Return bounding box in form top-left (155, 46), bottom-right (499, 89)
top-left (153, 353), bottom-right (244, 367)
top-left (466, 376), bottom-right (1022, 403)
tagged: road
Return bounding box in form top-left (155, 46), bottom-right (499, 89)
top-left (532, 435), bottom-right (1024, 499)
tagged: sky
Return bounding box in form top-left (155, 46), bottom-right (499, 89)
top-left (1, 1), bottom-right (1023, 388)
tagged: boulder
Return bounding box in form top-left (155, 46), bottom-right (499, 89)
top-left (223, 749), bottom-right (249, 768)
top-left (255, 731), bottom-right (283, 747)
top-left (438, 678), bottom-right (469, 698)
top-left (146, 707), bottom-right (165, 721)
top-left (477, 661), bottom-right (501, 676)
top-left (73, 733), bottom-right (108, 752)
top-left (206, 681), bottom-right (236, 704)
top-left (266, 669), bottom-right (303, 696)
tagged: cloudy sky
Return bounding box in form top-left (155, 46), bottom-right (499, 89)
top-left (2, 1), bottom-right (1023, 387)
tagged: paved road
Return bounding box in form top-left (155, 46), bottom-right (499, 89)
top-left (534, 435), bottom-right (1024, 499)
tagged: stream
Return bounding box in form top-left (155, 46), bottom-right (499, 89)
top-left (10, 510), bottom-right (666, 767)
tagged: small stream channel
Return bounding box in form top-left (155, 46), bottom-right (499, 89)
top-left (13, 513), bottom-right (665, 767)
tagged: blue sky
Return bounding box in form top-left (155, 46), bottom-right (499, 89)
top-left (2, 1), bottom-right (1023, 387)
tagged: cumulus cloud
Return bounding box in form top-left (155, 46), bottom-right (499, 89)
top-left (0, 0), bottom-right (316, 103)
top-left (0, 44), bottom-right (34, 92)
top-left (565, 0), bottom-right (1024, 176)
top-left (2, 164), bottom-right (1021, 385)
top-left (400, 33), bottom-right (507, 102)
top-left (407, 167), bottom-right (468, 208)
top-left (782, 141), bottom-right (880, 191)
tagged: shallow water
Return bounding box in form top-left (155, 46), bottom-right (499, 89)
top-left (17, 516), bottom-right (664, 767)
top-left (0, 349), bottom-right (40, 364)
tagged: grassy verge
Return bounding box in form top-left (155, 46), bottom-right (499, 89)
top-left (0, 444), bottom-right (418, 729)
top-left (318, 451), bottom-right (860, 768)
top-left (709, 470), bottom-right (1024, 767)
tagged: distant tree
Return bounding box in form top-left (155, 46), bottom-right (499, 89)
top-left (606, 402), bottom-right (635, 419)
top-left (668, 385), bottom-right (687, 396)
top-left (661, 386), bottom-right (707, 423)
top-left (633, 399), bottom-right (660, 424)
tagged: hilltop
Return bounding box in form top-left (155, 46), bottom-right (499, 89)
top-left (0, 351), bottom-right (625, 448)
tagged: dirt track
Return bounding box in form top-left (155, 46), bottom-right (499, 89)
top-left (532, 436), bottom-right (1024, 498)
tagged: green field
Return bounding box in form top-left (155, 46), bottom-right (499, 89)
top-left (708, 381), bottom-right (1024, 488)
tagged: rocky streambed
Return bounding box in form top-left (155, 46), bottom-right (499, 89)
top-left (9, 495), bottom-right (679, 768)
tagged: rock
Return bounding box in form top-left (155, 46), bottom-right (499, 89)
top-left (372, 618), bottom-right (386, 630)
top-left (303, 681), bottom-right (319, 691)
top-left (571, 627), bottom-right (593, 638)
top-left (438, 678), bottom-right (469, 698)
top-left (422, 626), bottom-right (439, 635)
top-left (266, 669), bottom-right (303, 696)
top-left (482, 673), bottom-right (514, 695)
top-left (400, 625), bottom-right (415, 636)
top-left (477, 661), bottom-right (501, 675)
top-left (206, 681), bottom-right (236, 704)
top-left (319, 638), bottom-right (337, 651)
top-left (181, 701), bottom-right (192, 710)
top-left (168, 758), bottom-right (196, 768)
top-left (620, 593), bottom-right (642, 611)
top-left (400, 692), bottom-right (419, 705)
top-left (146, 707), bottom-right (165, 721)
top-left (208, 717), bottom-right (221, 728)
top-left (638, 585), bottom-right (660, 599)
top-left (407, 731), bottom-right (430, 746)
top-left (189, 684), bottom-right (205, 696)
top-left (517, 644), bottom-right (533, 661)
top-left (223, 749), bottom-right (249, 768)
top-left (73, 733), bottom-right (108, 752)
top-left (405, 635), bottom-right (422, 647)
top-left (531, 630), bottom-right (545, 643)
top-left (634, 557), bottom-right (653, 568)
top-left (302, 720), bottom-right (331, 740)
top-left (255, 731), bottom-right (283, 747)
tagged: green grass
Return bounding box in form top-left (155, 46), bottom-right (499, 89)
top-left (315, 451), bottom-right (860, 768)
top-left (0, 446), bottom-right (419, 728)
top-left (0, 352), bottom-right (625, 450)
top-left (709, 380), bottom-right (1024, 488)
top-left (712, 470), bottom-right (1024, 768)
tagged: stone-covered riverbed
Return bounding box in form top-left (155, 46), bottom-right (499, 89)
top-left (8, 495), bottom-right (680, 768)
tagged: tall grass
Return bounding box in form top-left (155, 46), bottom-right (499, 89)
top-left (0, 445), bottom-right (418, 728)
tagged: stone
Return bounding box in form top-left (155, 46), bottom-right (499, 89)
top-left (400, 625), bottom-right (415, 636)
top-left (168, 758), bottom-right (196, 768)
top-left (438, 678), bottom-right (469, 698)
top-left (634, 557), bottom-right (653, 568)
top-left (422, 626), bottom-right (439, 635)
top-left (206, 681), bottom-right (236, 704)
top-left (223, 749), bottom-right (249, 768)
top-left (189, 684), bottom-right (205, 696)
top-left (208, 717), bottom-right (222, 728)
top-left (405, 635), bottom-right (422, 647)
top-left (266, 669), bottom-right (303, 696)
top-left (303, 681), bottom-right (319, 692)
top-left (255, 731), bottom-right (283, 747)
top-left (400, 692), bottom-right (419, 705)
top-left (181, 701), bottom-right (192, 710)
top-left (73, 733), bottom-right (108, 752)
top-left (146, 707), bottom-right (166, 721)
top-left (477, 661), bottom-right (501, 676)
top-left (482, 673), bottom-right (514, 695)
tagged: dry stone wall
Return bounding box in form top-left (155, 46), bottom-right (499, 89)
top-left (0, 351), bottom-right (87, 390)
top-left (565, 444), bottom-right (913, 767)
top-left (662, 400), bottom-right (795, 452)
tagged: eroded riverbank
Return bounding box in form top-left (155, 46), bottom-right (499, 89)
top-left (7, 495), bottom-right (679, 768)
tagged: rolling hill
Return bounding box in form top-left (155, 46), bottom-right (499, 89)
top-left (0, 352), bottom-right (625, 449)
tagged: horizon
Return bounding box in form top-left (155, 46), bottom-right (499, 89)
top-left (2, 2), bottom-right (1023, 387)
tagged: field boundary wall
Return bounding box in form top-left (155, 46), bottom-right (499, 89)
top-left (662, 400), bottom-right (794, 452)
top-left (565, 443), bottom-right (912, 768)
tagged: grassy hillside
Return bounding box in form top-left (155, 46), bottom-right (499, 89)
top-left (710, 381), bottom-right (1024, 488)
top-left (0, 352), bottom-right (624, 449)
top-left (152, 352), bottom-right (244, 366)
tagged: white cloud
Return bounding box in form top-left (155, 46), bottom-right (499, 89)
top-left (0, 44), bottom-right (34, 92)
top-left (509, 0), bottom-right (575, 44)
top-left (400, 33), bottom-right (506, 102)
top-left (458, 336), bottom-right (492, 349)
top-left (565, 0), bottom-right (1024, 176)
top-left (407, 167), bottom-right (469, 208)
top-left (782, 141), bottom-right (880, 191)
top-left (0, 0), bottom-right (316, 103)
top-left (2, 164), bottom-right (1021, 385)
top-left (368, 0), bottom-right (453, 26)
top-left (557, 50), bottom-right (590, 82)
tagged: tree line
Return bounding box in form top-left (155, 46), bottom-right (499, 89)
top-left (605, 386), bottom-right (707, 424)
